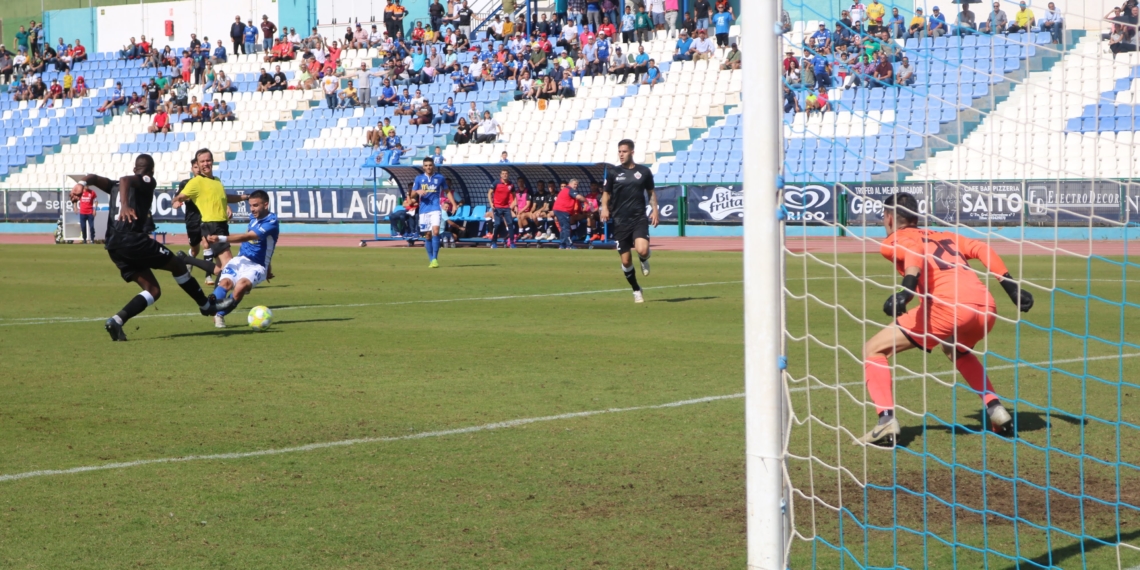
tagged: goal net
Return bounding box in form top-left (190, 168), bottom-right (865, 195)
top-left (776, 1), bottom-right (1140, 567)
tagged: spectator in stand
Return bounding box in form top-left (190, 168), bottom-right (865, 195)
top-left (460, 65), bottom-right (477, 92)
top-left (805, 87), bottom-right (829, 116)
top-left (980, 2), bottom-right (1007, 34)
top-left (244, 20), bottom-right (259, 54)
top-left (62, 70), bottom-right (74, 97)
top-left (393, 87), bottom-right (414, 116)
top-left (896, 55), bottom-right (915, 86)
top-left (149, 107), bottom-right (171, 133)
top-left (557, 69), bottom-right (575, 97)
top-left (927, 7), bottom-right (948, 37)
top-left (453, 117), bottom-right (474, 144)
top-left (672, 29), bottom-right (694, 61)
top-left (679, 13), bottom-right (696, 37)
top-left (216, 71), bottom-right (237, 93)
top-left (0, 51), bottom-right (12, 85)
top-left (642, 59), bottom-right (661, 86)
top-left (179, 50), bottom-right (193, 83)
top-left (888, 8), bottom-right (905, 38)
top-left (266, 37), bottom-right (295, 62)
top-left (954, 5), bottom-right (977, 35)
top-left (711, 4), bottom-right (734, 46)
top-left (377, 78), bottom-right (398, 106)
top-left (214, 99), bottom-right (235, 122)
top-left (693, 0), bottom-right (711, 30)
top-left (599, 17), bottom-right (618, 39)
top-left (1042, 2), bottom-right (1063, 44)
top-left (810, 22), bottom-right (830, 51)
top-left (582, 36), bottom-right (600, 74)
top-left (322, 73), bottom-right (339, 108)
top-left (621, 6), bottom-right (637, 42)
top-left (721, 42), bottom-right (741, 70)
top-left (907, 8), bottom-right (927, 40)
top-left (692, 28), bottom-right (717, 59)
top-left (256, 67), bottom-right (273, 92)
top-left (15, 26), bottom-right (30, 55)
top-left (41, 78), bottom-right (63, 108)
top-left (783, 84), bottom-right (801, 115)
top-left (97, 82), bottom-right (126, 114)
top-left (382, 128), bottom-right (401, 150)
top-left (871, 51), bottom-right (894, 86)
top-left (212, 39), bottom-right (228, 64)
top-left (411, 100), bottom-right (434, 125)
top-left (349, 24), bottom-right (367, 50)
top-left (72, 39), bottom-right (87, 63)
top-left (552, 179), bottom-right (587, 249)
top-left (193, 47), bottom-right (208, 84)
top-left (865, 0), bottom-right (886, 32)
top-left (185, 96), bottom-right (203, 122)
top-left (270, 65), bottom-right (288, 91)
top-left (339, 80), bottom-right (360, 108)
top-left (634, 5), bottom-right (654, 42)
top-left (231, 16), bottom-right (246, 55)
top-left (1007, 2), bottom-right (1036, 33)
top-left (475, 110), bottom-right (501, 143)
top-left (357, 63), bottom-right (383, 107)
top-left (73, 75), bottom-right (87, 97)
top-left (433, 96), bottom-right (458, 127)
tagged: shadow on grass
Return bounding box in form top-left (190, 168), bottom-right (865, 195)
top-left (150, 318), bottom-right (353, 339)
top-left (1004, 529), bottom-right (1140, 570)
top-left (650, 296), bottom-right (719, 303)
top-left (893, 410), bottom-right (1054, 448)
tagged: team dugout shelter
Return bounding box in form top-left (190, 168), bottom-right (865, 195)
top-left (362, 161), bottom-right (616, 248)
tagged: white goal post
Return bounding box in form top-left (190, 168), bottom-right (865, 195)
top-left (742, 1), bottom-right (789, 569)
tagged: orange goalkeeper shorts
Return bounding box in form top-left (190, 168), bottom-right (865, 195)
top-left (896, 298), bottom-right (997, 352)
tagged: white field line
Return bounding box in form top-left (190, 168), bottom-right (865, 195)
top-left (0, 280), bottom-right (743, 327)
top-left (0, 394), bottom-right (743, 483)
top-left (4, 352), bottom-right (1135, 483)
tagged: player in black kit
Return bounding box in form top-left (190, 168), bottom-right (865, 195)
top-left (69, 154), bottom-right (234, 341)
top-left (600, 139), bottom-right (659, 304)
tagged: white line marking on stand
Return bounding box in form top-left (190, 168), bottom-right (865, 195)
top-left (0, 394), bottom-right (743, 483)
top-left (0, 281), bottom-right (742, 327)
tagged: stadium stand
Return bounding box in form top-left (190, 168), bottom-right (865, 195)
top-left (914, 33), bottom-right (1132, 181)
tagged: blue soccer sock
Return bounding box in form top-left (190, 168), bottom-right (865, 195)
top-left (424, 236), bottom-right (433, 260)
top-left (430, 235), bottom-right (440, 259)
top-left (213, 285), bottom-right (228, 300)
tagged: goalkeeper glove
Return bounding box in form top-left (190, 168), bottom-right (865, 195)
top-left (883, 274), bottom-right (919, 317)
top-left (1000, 273), bottom-right (1034, 313)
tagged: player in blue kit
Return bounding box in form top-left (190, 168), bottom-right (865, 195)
top-left (410, 156), bottom-right (454, 268)
top-left (203, 190), bottom-right (280, 328)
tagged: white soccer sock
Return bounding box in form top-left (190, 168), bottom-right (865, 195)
top-left (139, 290), bottom-right (155, 306)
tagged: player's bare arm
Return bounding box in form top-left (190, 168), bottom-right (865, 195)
top-left (646, 187), bottom-right (659, 227)
top-left (599, 191), bottom-right (611, 222)
top-left (206, 230), bottom-right (257, 245)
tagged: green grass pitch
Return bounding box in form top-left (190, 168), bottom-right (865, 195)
top-left (0, 243), bottom-right (1136, 568)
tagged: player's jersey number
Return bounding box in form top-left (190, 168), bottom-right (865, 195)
top-left (921, 237), bottom-right (966, 271)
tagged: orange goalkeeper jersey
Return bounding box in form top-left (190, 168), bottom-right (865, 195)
top-left (880, 227), bottom-right (1010, 307)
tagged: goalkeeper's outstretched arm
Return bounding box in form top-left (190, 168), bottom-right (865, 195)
top-left (957, 236), bottom-right (1034, 313)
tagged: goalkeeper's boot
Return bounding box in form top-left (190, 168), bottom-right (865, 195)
top-left (988, 403), bottom-right (1013, 436)
top-left (857, 416), bottom-right (900, 446)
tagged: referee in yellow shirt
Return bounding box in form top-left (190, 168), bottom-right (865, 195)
top-left (173, 148), bottom-right (249, 277)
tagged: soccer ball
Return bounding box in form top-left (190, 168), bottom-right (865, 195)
top-left (247, 306), bottom-right (273, 332)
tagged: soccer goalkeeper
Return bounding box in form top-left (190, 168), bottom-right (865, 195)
top-left (858, 193), bottom-right (1034, 445)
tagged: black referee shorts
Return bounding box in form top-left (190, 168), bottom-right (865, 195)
top-left (200, 221), bottom-right (230, 256)
top-left (107, 235), bottom-right (175, 282)
top-left (186, 220), bottom-right (202, 247)
top-left (613, 217), bottom-right (650, 253)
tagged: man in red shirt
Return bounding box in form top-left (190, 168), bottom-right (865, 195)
top-left (72, 184), bottom-right (98, 243)
top-left (72, 39), bottom-right (87, 62)
top-left (148, 109), bottom-right (170, 134)
top-left (552, 179), bottom-right (588, 250)
top-left (858, 193), bottom-right (1034, 445)
top-left (487, 169), bottom-right (517, 248)
top-left (43, 79), bottom-right (63, 107)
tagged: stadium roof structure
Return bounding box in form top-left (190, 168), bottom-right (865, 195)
top-left (371, 162), bottom-right (612, 203)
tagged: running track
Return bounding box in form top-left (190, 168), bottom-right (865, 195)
top-left (0, 233), bottom-right (1133, 256)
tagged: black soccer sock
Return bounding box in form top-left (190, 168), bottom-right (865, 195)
top-left (173, 271), bottom-right (211, 307)
top-left (115, 291), bottom-right (154, 324)
top-left (878, 410), bottom-right (895, 424)
top-left (622, 264), bottom-right (641, 291)
top-left (182, 253), bottom-right (216, 274)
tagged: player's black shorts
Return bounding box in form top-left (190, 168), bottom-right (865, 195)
top-left (185, 219), bottom-right (202, 246)
top-left (200, 221), bottom-right (230, 256)
top-left (613, 217), bottom-right (650, 253)
top-left (106, 234), bottom-right (175, 282)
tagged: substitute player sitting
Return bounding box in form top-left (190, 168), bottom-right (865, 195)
top-left (204, 190), bottom-right (279, 328)
top-left (858, 193), bottom-right (1034, 445)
